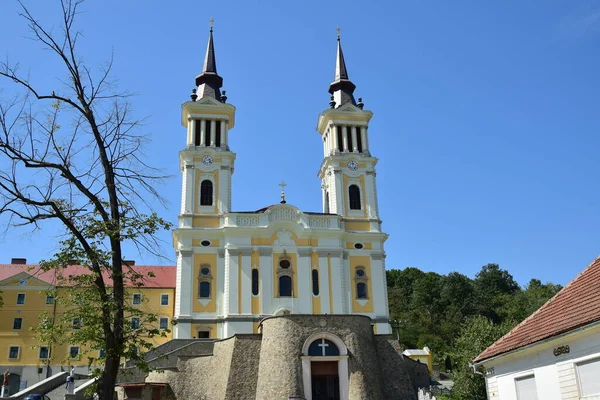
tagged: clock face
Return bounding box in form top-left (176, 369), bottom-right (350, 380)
top-left (347, 161), bottom-right (358, 171)
top-left (202, 155), bottom-right (213, 166)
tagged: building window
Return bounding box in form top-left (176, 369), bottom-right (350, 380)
top-left (312, 269), bottom-right (320, 296)
top-left (204, 121), bottom-right (210, 146)
top-left (515, 375), bottom-right (538, 400)
top-left (39, 346), bottom-right (50, 360)
top-left (198, 265), bottom-right (212, 299)
top-left (132, 293), bottom-right (142, 305)
top-left (99, 348), bottom-right (106, 358)
top-left (199, 281), bottom-right (211, 298)
top-left (131, 317), bottom-right (140, 330)
top-left (198, 331), bottom-right (210, 338)
top-left (69, 346), bottom-right (80, 360)
top-left (215, 121), bottom-right (221, 147)
top-left (357, 282), bottom-right (368, 299)
top-left (13, 318), bottom-right (22, 330)
top-left (279, 276), bottom-right (292, 297)
top-left (336, 127), bottom-right (344, 153)
top-left (200, 180), bottom-right (213, 206)
top-left (356, 131), bottom-right (363, 152)
top-left (8, 346), bottom-right (20, 360)
top-left (159, 318), bottom-right (169, 330)
top-left (279, 259), bottom-right (290, 269)
top-left (46, 295), bottom-right (54, 304)
top-left (349, 185), bottom-right (361, 210)
top-left (252, 268), bottom-right (259, 296)
top-left (194, 119), bottom-right (201, 145)
top-left (346, 128), bottom-right (353, 152)
top-left (16, 293), bottom-right (25, 305)
top-left (160, 294), bottom-right (169, 306)
top-left (308, 339), bottom-right (340, 356)
top-left (577, 358), bottom-right (600, 397)
top-left (72, 318), bottom-right (82, 330)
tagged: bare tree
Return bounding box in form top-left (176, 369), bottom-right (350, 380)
top-left (0, 1), bottom-right (171, 398)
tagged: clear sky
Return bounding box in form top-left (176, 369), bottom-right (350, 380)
top-left (0, 0), bottom-right (599, 287)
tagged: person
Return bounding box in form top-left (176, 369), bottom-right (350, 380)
top-left (2, 370), bottom-right (8, 387)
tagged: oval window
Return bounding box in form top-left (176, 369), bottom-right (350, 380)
top-left (356, 269), bottom-right (365, 277)
top-left (279, 259), bottom-right (291, 269)
top-left (354, 243), bottom-right (364, 249)
top-left (201, 267), bottom-right (210, 276)
top-left (201, 240), bottom-right (211, 247)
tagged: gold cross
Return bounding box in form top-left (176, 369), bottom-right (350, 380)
top-left (336, 26), bottom-right (341, 39)
top-left (209, 17), bottom-right (214, 31)
top-left (279, 181), bottom-right (287, 204)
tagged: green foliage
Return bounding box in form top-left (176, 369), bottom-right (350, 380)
top-left (386, 263), bottom-right (561, 371)
top-left (451, 316), bottom-right (514, 400)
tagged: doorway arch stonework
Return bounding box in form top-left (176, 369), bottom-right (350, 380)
top-left (301, 332), bottom-right (349, 400)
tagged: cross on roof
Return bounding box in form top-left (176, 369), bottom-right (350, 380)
top-left (209, 17), bottom-right (214, 32)
top-left (336, 26), bottom-right (341, 40)
top-left (279, 181), bottom-right (287, 204)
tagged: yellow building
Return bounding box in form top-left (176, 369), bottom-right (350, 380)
top-left (403, 346), bottom-right (433, 373)
top-left (0, 258), bottom-right (175, 391)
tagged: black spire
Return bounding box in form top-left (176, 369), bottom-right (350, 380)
top-left (195, 23), bottom-right (223, 100)
top-left (328, 30), bottom-right (356, 107)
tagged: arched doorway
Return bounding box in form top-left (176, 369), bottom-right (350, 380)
top-left (301, 333), bottom-right (349, 400)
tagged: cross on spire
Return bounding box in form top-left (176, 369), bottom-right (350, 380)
top-left (279, 181), bottom-right (287, 204)
top-left (336, 26), bottom-right (341, 40)
top-left (209, 17), bottom-right (214, 32)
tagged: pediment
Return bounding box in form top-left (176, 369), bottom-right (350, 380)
top-left (336, 103), bottom-right (361, 112)
top-left (195, 96), bottom-right (223, 106)
top-left (0, 271), bottom-right (52, 287)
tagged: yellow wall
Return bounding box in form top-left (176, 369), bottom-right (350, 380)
top-left (192, 253), bottom-right (217, 313)
top-left (349, 255), bottom-right (374, 313)
top-left (273, 252), bottom-right (298, 298)
top-left (0, 279), bottom-right (175, 367)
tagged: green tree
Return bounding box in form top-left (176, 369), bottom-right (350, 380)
top-left (0, 1), bottom-right (170, 398)
top-left (474, 263), bottom-right (520, 323)
top-left (451, 316), bottom-right (514, 400)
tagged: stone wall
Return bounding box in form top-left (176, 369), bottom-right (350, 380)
top-left (136, 315), bottom-right (421, 400)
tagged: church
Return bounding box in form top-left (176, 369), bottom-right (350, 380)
top-left (117, 26), bottom-right (428, 400)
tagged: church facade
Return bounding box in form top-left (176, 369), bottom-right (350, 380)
top-left (172, 26), bottom-right (392, 340)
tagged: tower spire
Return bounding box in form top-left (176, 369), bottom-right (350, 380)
top-left (328, 27), bottom-right (356, 107)
top-left (195, 18), bottom-right (223, 100)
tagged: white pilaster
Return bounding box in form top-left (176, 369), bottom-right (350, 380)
top-left (227, 248), bottom-right (239, 315)
top-left (297, 249), bottom-right (311, 313)
top-left (318, 251), bottom-right (330, 313)
top-left (332, 125), bottom-right (339, 153)
top-left (220, 120), bottom-right (227, 149)
top-left (210, 119), bottom-right (216, 146)
top-left (360, 127), bottom-right (368, 152)
top-left (370, 253), bottom-right (387, 320)
top-left (365, 171), bottom-right (379, 218)
top-left (329, 253), bottom-right (344, 313)
top-left (191, 119), bottom-right (197, 146)
top-left (175, 249), bottom-right (193, 319)
top-left (200, 119), bottom-right (206, 146)
top-left (259, 248), bottom-right (273, 314)
top-left (241, 250), bottom-right (252, 314)
top-left (182, 163), bottom-right (194, 214)
top-left (334, 169), bottom-right (344, 216)
top-left (219, 165), bottom-right (230, 213)
top-left (342, 126), bottom-right (348, 152)
top-left (351, 126), bottom-right (358, 153)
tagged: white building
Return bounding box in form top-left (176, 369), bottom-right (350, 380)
top-left (172, 27), bottom-right (392, 339)
top-left (473, 256), bottom-right (600, 400)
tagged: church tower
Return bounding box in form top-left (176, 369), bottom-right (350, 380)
top-left (317, 33), bottom-right (382, 234)
top-left (173, 28), bottom-right (391, 340)
top-left (173, 25), bottom-right (237, 339)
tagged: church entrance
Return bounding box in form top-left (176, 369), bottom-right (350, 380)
top-left (311, 361), bottom-right (340, 400)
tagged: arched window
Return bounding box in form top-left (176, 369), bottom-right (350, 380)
top-left (199, 281), bottom-right (211, 298)
top-left (279, 276), bottom-right (292, 297)
top-left (200, 180), bottom-right (213, 206)
top-left (312, 269), bottom-right (319, 296)
top-left (308, 339), bottom-right (340, 356)
top-left (356, 282), bottom-right (367, 299)
top-left (252, 269), bottom-right (259, 296)
top-left (349, 185), bottom-right (361, 210)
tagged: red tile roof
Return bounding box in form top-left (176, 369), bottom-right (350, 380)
top-left (0, 264), bottom-right (176, 288)
top-left (474, 256), bottom-right (600, 363)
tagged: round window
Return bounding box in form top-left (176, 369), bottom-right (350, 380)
top-left (201, 240), bottom-right (211, 247)
top-left (356, 269), bottom-right (365, 277)
top-left (354, 243), bottom-right (364, 249)
top-left (201, 268), bottom-right (210, 276)
top-left (279, 259), bottom-right (291, 269)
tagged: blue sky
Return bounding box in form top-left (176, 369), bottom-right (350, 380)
top-left (0, 0), bottom-right (599, 287)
